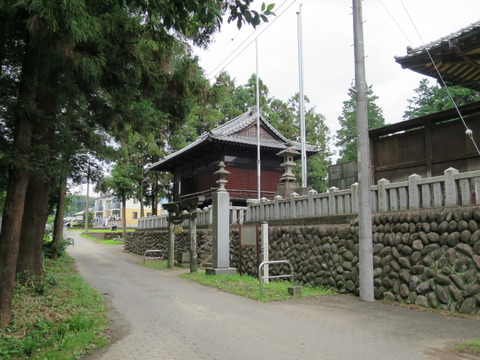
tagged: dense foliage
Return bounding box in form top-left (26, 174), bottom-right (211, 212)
top-left (335, 85), bottom-right (385, 163)
top-left (403, 78), bottom-right (480, 120)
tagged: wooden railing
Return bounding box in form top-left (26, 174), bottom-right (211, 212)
top-left (247, 167), bottom-right (480, 221)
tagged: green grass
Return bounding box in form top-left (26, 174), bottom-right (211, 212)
top-left (457, 340), bottom-right (480, 354)
top-left (0, 255), bottom-right (108, 359)
top-left (80, 233), bottom-right (125, 245)
top-left (69, 228), bottom-right (135, 233)
top-left (142, 259), bottom-right (182, 270)
top-left (181, 271), bottom-right (334, 302)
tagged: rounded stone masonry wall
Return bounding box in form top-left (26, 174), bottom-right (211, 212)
top-left (233, 207), bottom-right (480, 315)
top-left (124, 230), bottom-right (213, 264)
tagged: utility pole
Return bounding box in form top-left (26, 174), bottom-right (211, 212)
top-left (352, 0), bottom-right (374, 302)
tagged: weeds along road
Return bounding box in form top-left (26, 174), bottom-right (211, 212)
top-left (68, 231), bottom-right (480, 360)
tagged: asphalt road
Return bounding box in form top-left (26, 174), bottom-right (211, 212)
top-left (68, 231), bottom-right (480, 360)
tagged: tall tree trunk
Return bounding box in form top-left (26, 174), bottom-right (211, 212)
top-left (52, 176), bottom-right (67, 260)
top-left (151, 182), bottom-right (159, 216)
top-left (16, 180), bottom-right (50, 279)
top-left (17, 68), bottom-right (58, 279)
top-left (122, 197), bottom-right (127, 241)
top-left (0, 37), bottom-right (38, 329)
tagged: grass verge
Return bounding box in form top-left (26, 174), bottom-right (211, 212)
top-left (69, 229), bottom-right (135, 233)
top-left (142, 259), bottom-right (182, 270)
top-left (457, 340), bottom-right (480, 355)
top-left (80, 233), bottom-right (125, 245)
top-left (0, 255), bottom-right (108, 359)
top-left (181, 271), bottom-right (334, 302)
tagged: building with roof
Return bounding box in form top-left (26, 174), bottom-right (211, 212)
top-left (93, 195), bottom-right (155, 227)
top-left (395, 20), bottom-right (480, 92)
top-left (150, 107), bottom-right (319, 205)
top-left (366, 20), bottom-right (480, 183)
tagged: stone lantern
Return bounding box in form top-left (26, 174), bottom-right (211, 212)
top-left (214, 161), bottom-right (230, 192)
top-left (276, 141), bottom-right (299, 197)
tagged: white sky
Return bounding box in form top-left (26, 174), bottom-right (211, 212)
top-left (194, 0), bottom-right (480, 156)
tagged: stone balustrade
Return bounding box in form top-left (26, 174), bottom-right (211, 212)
top-left (137, 205), bottom-right (247, 229)
top-left (247, 168), bottom-right (480, 222)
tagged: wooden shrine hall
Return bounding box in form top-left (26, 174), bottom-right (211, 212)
top-left (149, 107), bottom-right (319, 206)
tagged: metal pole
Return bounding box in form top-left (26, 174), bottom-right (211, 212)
top-left (261, 221), bottom-right (269, 284)
top-left (84, 165), bottom-right (90, 234)
top-left (256, 39), bottom-right (261, 199)
top-left (352, 0), bottom-right (374, 302)
top-left (168, 221), bottom-right (175, 269)
top-left (297, 3), bottom-right (307, 188)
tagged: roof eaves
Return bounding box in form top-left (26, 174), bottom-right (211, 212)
top-left (395, 20), bottom-right (480, 62)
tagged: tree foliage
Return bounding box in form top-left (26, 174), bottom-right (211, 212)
top-left (335, 85), bottom-right (385, 163)
top-left (0, 0), bottom-right (275, 329)
top-left (403, 78), bottom-right (480, 120)
top-left (178, 73), bottom-right (333, 192)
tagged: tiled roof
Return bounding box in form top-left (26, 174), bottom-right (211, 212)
top-left (395, 20), bottom-right (480, 60)
top-left (395, 21), bottom-right (480, 91)
top-left (150, 107), bottom-right (318, 171)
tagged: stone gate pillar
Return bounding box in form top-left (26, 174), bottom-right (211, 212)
top-left (206, 162), bottom-right (237, 276)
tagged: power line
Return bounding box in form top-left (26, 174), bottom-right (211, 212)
top-left (379, 0), bottom-right (480, 156)
top-left (206, 0), bottom-right (297, 81)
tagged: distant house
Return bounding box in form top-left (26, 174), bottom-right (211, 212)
top-left (149, 107), bottom-right (319, 205)
top-left (93, 195), bottom-right (153, 227)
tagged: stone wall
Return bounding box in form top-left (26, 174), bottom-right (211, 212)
top-left (124, 230), bottom-right (212, 264)
top-left (86, 232), bottom-right (123, 240)
top-left (235, 206), bottom-right (480, 315)
top-left (124, 206), bottom-right (480, 314)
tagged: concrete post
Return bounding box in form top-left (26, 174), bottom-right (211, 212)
top-left (308, 189), bottom-right (317, 217)
top-left (328, 187), bottom-right (338, 216)
top-left (352, 0), bottom-right (374, 302)
top-left (377, 178), bottom-right (390, 212)
top-left (408, 174), bottom-right (421, 209)
top-left (351, 183), bottom-right (358, 213)
top-left (206, 162), bottom-right (237, 276)
top-left (168, 222), bottom-right (175, 269)
top-left (444, 167), bottom-right (459, 206)
top-left (274, 195), bottom-right (282, 219)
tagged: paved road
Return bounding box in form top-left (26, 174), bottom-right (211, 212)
top-left (68, 231), bottom-right (480, 360)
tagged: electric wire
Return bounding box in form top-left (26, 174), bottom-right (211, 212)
top-left (399, 0), bottom-right (480, 156)
top-left (379, 0), bottom-right (480, 156)
top-left (206, 0), bottom-right (297, 81)
top-left (206, 0), bottom-right (295, 80)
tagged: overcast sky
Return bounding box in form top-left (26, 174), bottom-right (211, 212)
top-left (194, 0), bottom-right (480, 155)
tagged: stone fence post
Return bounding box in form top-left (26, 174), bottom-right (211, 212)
top-left (444, 167), bottom-right (459, 206)
top-left (377, 178), bottom-right (390, 212)
top-left (328, 187), bottom-right (338, 215)
top-left (408, 174), bottom-right (421, 209)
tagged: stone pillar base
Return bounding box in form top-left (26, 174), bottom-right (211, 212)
top-left (205, 267), bottom-right (237, 276)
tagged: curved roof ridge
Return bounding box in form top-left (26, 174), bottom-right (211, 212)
top-left (395, 20), bottom-right (480, 60)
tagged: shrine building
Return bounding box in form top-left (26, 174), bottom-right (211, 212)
top-left (149, 107), bottom-right (319, 206)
